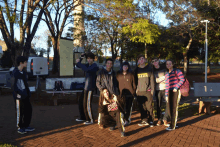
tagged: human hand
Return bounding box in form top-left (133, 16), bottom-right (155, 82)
top-left (17, 94), bottom-right (21, 98)
top-left (113, 95), bottom-right (117, 102)
top-left (173, 89), bottom-right (177, 92)
top-left (76, 59), bottom-right (80, 63)
top-left (103, 99), bottom-right (109, 105)
top-left (165, 96), bottom-right (168, 102)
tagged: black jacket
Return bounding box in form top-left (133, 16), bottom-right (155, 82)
top-left (96, 67), bottom-right (119, 96)
top-left (12, 67), bottom-right (30, 100)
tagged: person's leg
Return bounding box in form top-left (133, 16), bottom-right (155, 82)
top-left (136, 93), bottom-right (148, 122)
top-left (155, 90), bottom-right (161, 124)
top-left (124, 95), bottom-right (133, 123)
top-left (115, 111), bottom-right (125, 137)
top-left (144, 91), bottom-right (154, 123)
top-left (169, 90), bottom-right (178, 129)
top-left (77, 90), bottom-right (86, 121)
top-left (84, 90), bottom-right (94, 123)
top-left (23, 98), bottom-right (33, 128)
top-left (16, 99), bottom-right (26, 134)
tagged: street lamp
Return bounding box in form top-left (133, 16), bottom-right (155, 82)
top-left (200, 20), bottom-right (210, 83)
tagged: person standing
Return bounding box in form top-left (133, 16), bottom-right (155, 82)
top-left (165, 59), bottom-right (184, 131)
top-left (134, 55), bottom-right (155, 126)
top-left (151, 57), bottom-right (169, 126)
top-left (116, 61), bottom-right (136, 126)
top-left (75, 52), bottom-right (99, 125)
top-left (12, 56), bottom-right (35, 134)
top-left (96, 58), bottom-right (120, 126)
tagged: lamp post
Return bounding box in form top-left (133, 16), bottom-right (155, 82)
top-left (200, 20), bottom-right (210, 83)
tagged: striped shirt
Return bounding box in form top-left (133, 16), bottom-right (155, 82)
top-left (165, 69), bottom-right (185, 97)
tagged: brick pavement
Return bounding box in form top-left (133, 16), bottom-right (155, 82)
top-left (0, 94), bottom-right (220, 147)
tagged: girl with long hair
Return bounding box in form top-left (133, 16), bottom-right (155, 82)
top-left (98, 89), bottom-right (125, 137)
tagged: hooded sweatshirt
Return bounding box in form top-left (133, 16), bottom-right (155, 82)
top-left (134, 63), bottom-right (155, 93)
top-left (96, 66), bottom-right (119, 96)
top-left (76, 59), bottom-right (99, 91)
top-left (116, 62), bottom-right (136, 96)
top-left (12, 67), bottom-right (30, 100)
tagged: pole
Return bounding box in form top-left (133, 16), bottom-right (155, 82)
top-left (205, 21), bottom-right (208, 83)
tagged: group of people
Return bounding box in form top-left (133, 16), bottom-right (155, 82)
top-left (12, 53), bottom-right (185, 137)
top-left (75, 53), bottom-right (185, 137)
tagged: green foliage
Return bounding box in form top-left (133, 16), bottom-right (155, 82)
top-left (122, 19), bottom-right (160, 44)
top-left (0, 142), bottom-right (16, 147)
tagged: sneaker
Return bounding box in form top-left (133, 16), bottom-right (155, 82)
top-left (124, 121), bottom-right (130, 126)
top-left (138, 121), bottom-right (149, 126)
top-left (109, 126), bottom-right (115, 131)
top-left (99, 125), bottom-right (104, 129)
top-left (166, 127), bottom-right (175, 131)
top-left (157, 120), bottom-right (162, 126)
top-left (149, 121), bottom-right (154, 127)
top-left (83, 121), bottom-right (93, 125)
top-left (121, 132), bottom-right (125, 137)
top-left (25, 127), bottom-right (35, 132)
top-left (163, 120), bottom-right (170, 127)
top-left (76, 118), bottom-right (86, 122)
top-left (18, 128), bottom-right (27, 134)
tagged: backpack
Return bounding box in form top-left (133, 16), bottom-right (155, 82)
top-left (175, 69), bottom-right (190, 97)
top-left (54, 81), bottom-right (64, 91)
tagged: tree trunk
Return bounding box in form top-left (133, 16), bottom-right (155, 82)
top-left (52, 37), bottom-right (59, 74)
top-left (183, 38), bottom-right (193, 75)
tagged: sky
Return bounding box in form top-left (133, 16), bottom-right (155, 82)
top-left (0, 7), bottom-right (170, 58)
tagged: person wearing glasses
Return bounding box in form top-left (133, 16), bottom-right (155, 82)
top-left (151, 57), bottom-right (169, 126)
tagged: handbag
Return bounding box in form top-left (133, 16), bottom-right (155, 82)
top-left (174, 69), bottom-right (190, 97)
top-left (107, 101), bottom-right (118, 111)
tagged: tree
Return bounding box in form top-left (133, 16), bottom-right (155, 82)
top-left (0, 0), bottom-right (51, 66)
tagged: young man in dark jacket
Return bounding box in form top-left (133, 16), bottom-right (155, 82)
top-left (116, 61), bottom-right (136, 126)
top-left (12, 56), bottom-right (35, 134)
top-left (134, 54), bottom-right (155, 126)
top-left (75, 52), bottom-right (99, 125)
top-left (151, 57), bottom-right (169, 126)
top-left (96, 58), bottom-right (120, 126)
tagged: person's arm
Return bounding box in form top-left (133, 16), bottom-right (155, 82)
top-left (77, 63), bottom-right (99, 72)
top-left (131, 74), bottom-right (137, 95)
top-left (76, 57), bottom-right (84, 68)
top-left (150, 72), bottom-right (155, 95)
top-left (175, 69), bottom-right (185, 89)
top-left (165, 73), bottom-right (169, 98)
top-left (96, 72), bottom-right (106, 92)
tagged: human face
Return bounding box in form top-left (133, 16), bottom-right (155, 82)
top-left (152, 59), bottom-right (159, 67)
top-left (106, 60), bottom-right (113, 70)
top-left (166, 61), bottom-right (173, 70)
top-left (87, 57), bottom-right (94, 65)
top-left (103, 89), bottom-right (109, 99)
top-left (21, 61), bottom-right (27, 68)
top-left (138, 57), bottom-right (146, 65)
top-left (123, 65), bottom-right (128, 72)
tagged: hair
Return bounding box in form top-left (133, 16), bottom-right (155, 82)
top-left (99, 89), bottom-right (113, 106)
top-left (152, 57), bottom-right (159, 61)
top-left (166, 59), bottom-right (177, 70)
top-left (85, 52), bottom-right (95, 59)
top-left (105, 58), bottom-right (113, 64)
top-left (16, 56), bottom-right (28, 66)
top-left (118, 61), bottom-right (132, 73)
top-left (137, 54), bottom-right (145, 60)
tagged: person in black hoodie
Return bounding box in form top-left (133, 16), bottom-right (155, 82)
top-left (116, 61), bottom-right (136, 126)
top-left (75, 52), bottom-right (99, 125)
top-left (12, 56), bottom-right (35, 134)
top-left (96, 58), bottom-right (120, 126)
top-left (98, 89), bottom-right (125, 137)
top-left (134, 54), bottom-right (155, 127)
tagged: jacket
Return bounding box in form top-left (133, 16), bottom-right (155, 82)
top-left (96, 67), bottom-right (119, 96)
top-left (76, 60), bottom-right (99, 91)
top-left (12, 67), bottom-right (30, 100)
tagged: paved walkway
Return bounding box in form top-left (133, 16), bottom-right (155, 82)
top-left (0, 94), bottom-right (220, 147)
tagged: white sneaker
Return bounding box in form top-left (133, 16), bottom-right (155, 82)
top-left (166, 127), bottom-right (175, 131)
top-left (84, 121), bottom-right (93, 125)
top-left (138, 121), bottom-right (149, 126)
top-left (76, 118), bottom-right (86, 122)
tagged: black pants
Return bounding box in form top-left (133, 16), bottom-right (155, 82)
top-left (124, 95), bottom-right (134, 122)
top-left (100, 111), bottom-right (124, 133)
top-left (78, 90), bottom-right (94, 122)
top-left (137, 91), bottom-right (154, 122)
top-left (168, 90), bottom-right (181, 129)
top-left (15, 98), bottom-right (32, 129)
top-left (155, 90), bottom-right (165, 121)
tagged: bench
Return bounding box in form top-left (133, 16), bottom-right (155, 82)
top-left (44, 78), bottom-right (85, 106)
top-left (194, 83), bottom-right (220, 114)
